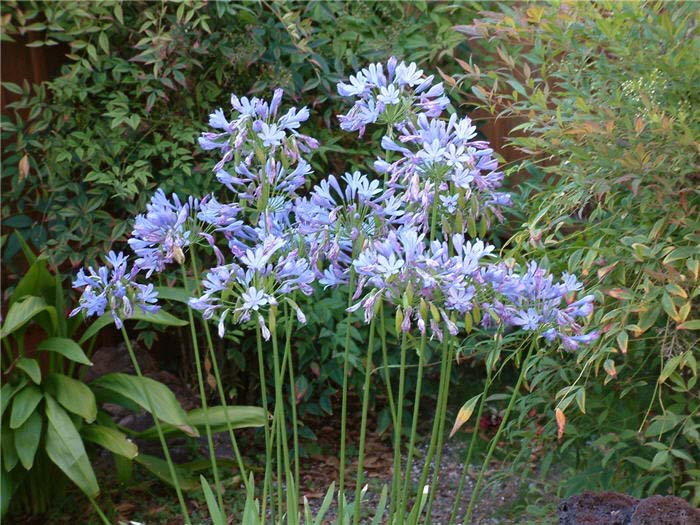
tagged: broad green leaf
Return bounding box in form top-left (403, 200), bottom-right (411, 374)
top-left (678, 320), bottom-right (700, 330)
top-left (0, 296), bottom-right (51, 338)
top-left (1, 378), bottom-right (26, 418)
top-left (136, 405), bottom-right (266, 439)
top-left (91, 373), bottom-right (196, 436)
top-left (44, 395), bottom-right (99, 498)
top-left (10, 385), bottom-right (42, 429)
top-left (449, 393), bottom-right (482, 438)
top-left (16, 357), bottom-right (41, 384)
top-left (78, 308), bottom-right (188, 344)
top-left (10, 257), bottom-right (54, 307)
top-left (200, 475), bottom-right (226, 525)
top-left (1, 466), bottom-right (17, 516)
top-left (154, 286), bottom-right (191, 304)
top-left (81, 425), bottom-right (137, 459)
top-left (2, 430), bottom-right (18, 471)
top-left (134, 454), bottom-right (199, 491)
top-left (14, 410), bottom-right (42, 470)
top-left (37, 337), bottom-right (92, 365)
top-left (45, 374), bottom-right (97, 423)
top-left (645, 412), bottom-right (683, 437)
top-left (651, 450), bottom-right (670, 470)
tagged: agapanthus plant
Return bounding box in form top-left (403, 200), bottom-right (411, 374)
top-left (67, 56), bottom-right (599, 525)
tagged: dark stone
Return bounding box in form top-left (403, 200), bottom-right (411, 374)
top-left (559, 491), bottom-right (700, 525)
top-left (630, 495), bottom-right (700, 525)
top-left (558, 491), bottom-right (638, 524)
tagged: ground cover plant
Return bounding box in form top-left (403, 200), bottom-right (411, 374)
top-left (447, 0), bottom-right (700, 507)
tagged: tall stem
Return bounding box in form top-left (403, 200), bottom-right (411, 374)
top-left (255, 323), bottom-right (274, 524)
top-left (190, 249), bottom-right (250, 491)
top-left (270, 308), bottom-right (291, 521)
top-left (120, 326), bottom-right (191, 524)
top-left (337, 268), bottom-right (356, 522)
top-left (463, 341), bottom-right (537, 524)
top-left (389, 330), bottom-right (409, 519)
top-left (424, 334), bottom-right (454, 522)
top-left (181, 264), bottom-right (223, 511)
top-left (352, 314), bottom-right (377, 525)
top-left (416, 331), bottom-right (450, 518)
top-left (284, 303), bottom-right (300, 503)
top-left (379, 306), bottom-right (397, 433)
top-left (398, 331), bottom-right (427, 521)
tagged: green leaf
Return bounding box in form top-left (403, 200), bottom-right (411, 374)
top-left (678, 320), bottom-right (700, 330)
top-left (134, 454), bottom-right (199, 491)
top-left (44, 395), bottom-right (99, 498)
top-left (78, 309), bottom-right (188, 344)
top-left (651, 450), bottom-right (670, 470)
top-left (10, 257), bottom-right (54, 307)
top-left (1, 296), bottom-right (51, 338)
top-left (14, 410), bottom-right (42, 470)
top-left (645, 412), bottom-right (682, 437)
top-left (37, 337), bottom-right (92, 365)
top-left (136, 405), bottom-right (266, 439)
top-left (45, 374), bottom-right (97, 423)
top-left (2, 430), bottom-right (18, 471)
top-left (154, 286), bottom-right (191, 304)
top-left (91, 373), bottom-right (196, 436)
top-left (10, 385), bottom-right (43, 429)
top-left (200, 475), bottom-right (226, 525)
top-left (1, 466), bottom-right (17, 516)
top-left (16, 357), bottom-right (42, 384)
top-left (1, 378), bottom-right (27, 418)
top-left (659, 354), bottom-right (684, 383)
top-left (81, 425), bottom-right (137, 459)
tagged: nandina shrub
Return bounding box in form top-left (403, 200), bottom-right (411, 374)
top-left (450, 1), bottom-right (700, 505)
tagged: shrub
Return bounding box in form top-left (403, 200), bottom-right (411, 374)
top-left (451, 1), bottom-right (700, 504)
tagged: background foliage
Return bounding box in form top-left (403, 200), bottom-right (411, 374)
top-left (1, 0), bottom-right (469, 271)
top-left (450, 0), bottom-right (700, 505)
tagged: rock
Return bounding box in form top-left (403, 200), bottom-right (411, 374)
top-left (630, 495), bottom-right (700, 525)
top-left (558, 491), bottom-right (638, 524)
top-left (559, 491), bottom-right (700, 525)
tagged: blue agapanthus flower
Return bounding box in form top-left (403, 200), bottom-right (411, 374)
top-left (70, 251), bottom-right (159, 329)
top-left (128, 189), bottom-right (198, 276)
top-left (337, 56), bottom-right (450, 136)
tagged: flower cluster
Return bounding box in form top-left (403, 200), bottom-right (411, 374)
top-left (70, 251), bottom-right (159, 329)
top-left (377, 113), bottom-right (512, 233)
top-left (199, 89), bottom-right (318, 212)
top-left (188, 236), bottom-right (314, 339)
top-left (350, 227), bottom-right (495, 340)
top-left (337, 57), bottom-right (449, 136)
top-left (479, 262), bottom-right (598, 351)
top-left (72, 58), bottom-right (597, 353)
top-left (128, 189), bottom-right (199, 276)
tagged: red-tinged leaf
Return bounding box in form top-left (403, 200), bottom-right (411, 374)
top-left (555, 407), bottom-right (566, 440)
top-left (604, 359), bottom-right (617, 379)
top-left (449, 394), bottom-right (481, 438)
top-left (677, 320), bottom-right (700, 330)
top-left (597, 261), bottom-right (618, 280)
top-left (606, 288), bottom-right (633, 300)
top-left (616, 331), bottom-right (628, 354)
top-left (436, 67), bottom-right (456, 87)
